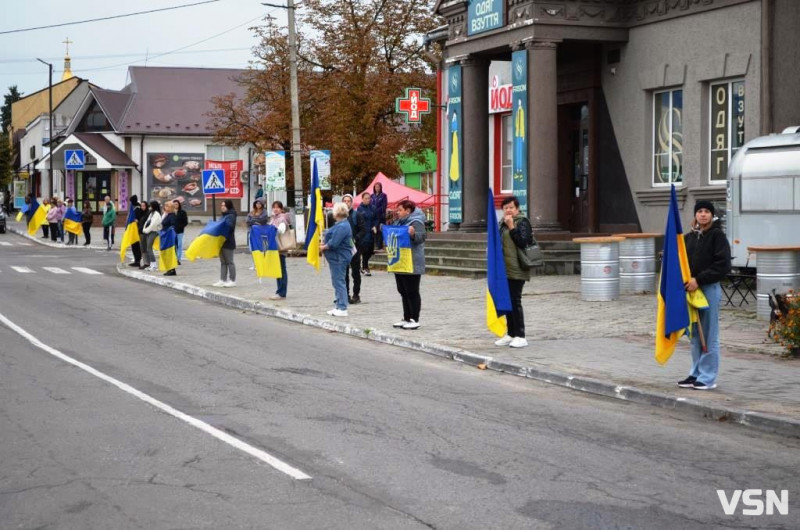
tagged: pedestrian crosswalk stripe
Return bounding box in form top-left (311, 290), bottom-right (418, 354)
top-left (0, 241), bottom-right (11, 246)
top-left (42, 267), bottom-right (70, 274)
top-left (10, 266), bottom-right (34, 273)
top-left (72, 267), bottom-right (103, 275)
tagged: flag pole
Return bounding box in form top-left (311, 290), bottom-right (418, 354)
top-left (695, 310), bottom-right (708, 353)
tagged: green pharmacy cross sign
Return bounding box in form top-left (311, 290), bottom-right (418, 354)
top-left (395, 88), bottom-right (431, 123)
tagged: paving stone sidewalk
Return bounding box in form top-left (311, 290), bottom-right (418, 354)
top-left (9, 219), bottom-right (800, 436)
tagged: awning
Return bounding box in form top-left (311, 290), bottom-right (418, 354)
top-left (35, 132), bottom-right (137, 171)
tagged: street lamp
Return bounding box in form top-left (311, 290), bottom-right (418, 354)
top-left (261, 1), bottom-right (303, 216)
top-left (35, 58), bottom-right (57, 198)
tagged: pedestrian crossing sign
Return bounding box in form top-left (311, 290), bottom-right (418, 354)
top-left (65, 149), bottom-right (85, 169)
top-left (202, 169), bottom-right (226, 194)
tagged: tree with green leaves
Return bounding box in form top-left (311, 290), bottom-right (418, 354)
top-left (209, 0), bottom-right (439, 194)
top-left (1, 85), bottom-right (24, 188)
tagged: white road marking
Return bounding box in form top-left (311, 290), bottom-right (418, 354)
top-left (42, 267), bottom-right (70, 274)
top-left (10, 266), bottom-right (34, 273)
top-left (0, 312), bottom-right (311, 481)
top-left (0, 241), bottom-right (11, 246)
top-left (71, 267), bottom-right (103, 275)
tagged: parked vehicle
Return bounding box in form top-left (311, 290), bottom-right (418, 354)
top-left (0, 205), bottom-right (6, 233)
top-left (726, 126), bottom-right (800, 267)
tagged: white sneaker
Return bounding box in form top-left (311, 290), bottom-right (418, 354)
top-left (224, 280), bottom-right (236, 287)
top-left (402, 319), bottom-right (420, 329)
top-left (149, 265), bottom-right (158, 272)
top-left (494, 335), bottom-right (513, 346)
top-left (509, 337), bottom-right (528, 348)
top-left (331, 308), bottom-right (348, 317)
top-left (212, 280), bottom-right (226, 287)
top-left (393, 320), bottom-right (409, 328)
top-left (326, 308), bottom-right (336, 315)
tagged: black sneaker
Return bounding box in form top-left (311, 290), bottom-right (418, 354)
top-left (128, 262), bottom-right (140, 267)
top-left (164, 270), bottom-right (176, 276)
top-left (692, 381), bottom-right (717, 390)
top-left (350, 296), bottom-right (361, 304)
top-left (677, 376), bottom-right (697, 388)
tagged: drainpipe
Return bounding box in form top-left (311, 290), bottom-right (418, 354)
top-left (139, 135), bottom-right (145, 199)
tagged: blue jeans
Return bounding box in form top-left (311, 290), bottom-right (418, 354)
top-left (176, 233), bottom-right (184, 260)
top-left (329, 260), bottom-right (348, 310)
top-left (276, 254), bottom-right (288, 297)
top-left (689, 282), bottom-right (721, 386)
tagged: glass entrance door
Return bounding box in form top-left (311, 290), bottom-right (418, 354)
top-left (81, 171), bottom-right (111, 212)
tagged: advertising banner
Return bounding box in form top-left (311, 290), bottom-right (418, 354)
top-left (511, 49), bottom-right (528, 216)
top-left (118, 170), bottom-right (128, 211)
top-left (448, 65), bottom-right (462, 224)
top-left (206, 159), bottom-right (244, 199)
top-left (147, 152), bottom-right (205, 211)
top-left (264, 151), bottom-right (286, 191)
top-left (66, 170), bottom-right (75, 201)
top-left (310, 150), bottom-right (331, 190)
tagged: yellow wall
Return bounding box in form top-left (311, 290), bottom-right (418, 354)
top-left (10, 77), bottom-right (80, 134)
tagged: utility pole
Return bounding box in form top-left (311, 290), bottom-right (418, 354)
top-left (262, 1), bottom-right (303, 217)
top-left (36, 58), bottom-right (54, 198)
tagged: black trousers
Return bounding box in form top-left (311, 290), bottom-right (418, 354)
top-left (49, 222), bottom-right (59, 241)
top-left (131, 241), bottom-right (142, 264)
top-left (507, 279), bottom-right (526, 338)
top-left (82, 222), bottom-right (92, 244)
top-left (395, 274), bottom-right (421, 322)
top-left (42, 224), bottom-right (49, 238)
top-left (345, 251), bottom-right (361, 297)
top-left (360, 244), bottom-right (374, 271)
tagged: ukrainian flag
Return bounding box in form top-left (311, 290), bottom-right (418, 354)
top-left (249, 224), bottom-right (282, 279)
top-left (655, 185), bottom-right (708, 364)
top-left (381, 225), bottom-right (413, 273)
top-left (24, 198), bottom-right (47, 236)
top-left (304, 159), bottom-right (323, 271)
top-left (119, 207), bottom-right (140, 262)
top-left (158, 227), bottom-right (178, 272)
top-left (185, 218), bottom-right (230, 261)
top-left (63, 207), bottom-right (83, 236)
top-left (486, 189), bottom-right (512, 337)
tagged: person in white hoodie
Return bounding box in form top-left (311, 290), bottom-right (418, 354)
top-left (142, 200), bottom-right (162, 271)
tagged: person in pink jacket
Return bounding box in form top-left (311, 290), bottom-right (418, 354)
top-left (46, 198), bottom-right (63, 242)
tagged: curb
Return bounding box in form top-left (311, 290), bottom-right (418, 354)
top-left (117, 264), bottom-right (800, 439)
top-left (8, 225), bottom-right (111, 251)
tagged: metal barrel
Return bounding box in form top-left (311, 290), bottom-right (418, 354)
top-left (574, 237), bottom-right (624, 301)
top-left (617, 237), bottom-right (657, 294)
top-left (753, 250), bottom-right (800, 320)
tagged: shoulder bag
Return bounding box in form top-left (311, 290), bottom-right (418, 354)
top-left (277, 227), bottom-right (297, 251)
top-left (514, 219), bottom-right (544, 269)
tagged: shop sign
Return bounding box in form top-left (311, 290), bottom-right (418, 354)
top-left (468, 0), bottom-right (503, 36)
top-left (489, 76), bottom-right (513, 114)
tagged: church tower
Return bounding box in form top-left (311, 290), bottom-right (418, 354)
top-left (61, 37), bottom-right (74, 81)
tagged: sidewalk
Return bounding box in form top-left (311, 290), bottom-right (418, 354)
top-left (8, 219), bottom-right (800, 437)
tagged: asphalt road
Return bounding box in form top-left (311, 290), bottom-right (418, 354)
top-left (1, 233), bottom-right (798, 529)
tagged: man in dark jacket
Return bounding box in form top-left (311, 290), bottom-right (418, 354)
top-left (127, 196), bottom-right (144, 267)
top-left (678, 200), bottom-right (731, 391)
top-left (342, 194), bottom-right (366, 304)
top-left (357, 193), bottom-right (378, 275)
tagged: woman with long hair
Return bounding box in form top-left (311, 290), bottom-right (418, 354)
top-left (371, 182), bottom-right (388, 251)
top-left (81, 200), bottom-right (93, 246)
top-left (213, 199), bottom-right (238, 288)
top-left (142, 200), bottom-right (162, 272)
top-left (390, 199), bottom-right (426, 330)
top-left (270, 200), bottom-right (293, 300)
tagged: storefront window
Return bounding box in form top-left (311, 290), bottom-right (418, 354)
top-left (652, 89), bottom-right (683, 186)
top-left (206, 145), bottom-right (239, 161)
top-left (709, 80), bottom-right (744, 183)
top-left (501, 114), bottom-right (513, 192)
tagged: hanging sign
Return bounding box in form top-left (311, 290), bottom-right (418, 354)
top-left (264, 151), bottom-right (286, 191)
top-left (448, 65), bottom-right (462, 224)
top-left (396, 88), bottom-right (431, 123)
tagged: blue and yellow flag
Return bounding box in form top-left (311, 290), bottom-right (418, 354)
top-left (655, 184), bottom-right (708, 364)
top-left (487, 189), bottom-right (513, 337)
top-left (63, 207), bottom-right (83, 236)
top-left (382, 225), bottom-right (413, 273)
top-left (249, 225), bottom-right (282, 279)
top-left (304, 159), bottom-right (323, 271)
top-left (119, 207), bottom-right (141, 262)
top-left (185, 219), bottom-right (230, 261)
top-left (158, 227), bottom-right (178, 272)
top-left (24, 198), bottom-right (47, 236)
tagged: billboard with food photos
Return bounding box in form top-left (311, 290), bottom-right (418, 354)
top-left (148, 153), bottom-right (205, 211)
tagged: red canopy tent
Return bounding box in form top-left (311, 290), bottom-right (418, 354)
top-left (352, 172), bottom-right (435, 208)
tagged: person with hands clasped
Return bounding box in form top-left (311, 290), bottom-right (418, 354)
top-left (677, 200), bottom-right (731, 390)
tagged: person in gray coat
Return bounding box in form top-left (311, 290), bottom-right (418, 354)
top-left (390, 199), bottom-right (426, 330)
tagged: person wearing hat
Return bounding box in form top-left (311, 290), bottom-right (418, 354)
top-left (678, 200), bottom-right (731, 390)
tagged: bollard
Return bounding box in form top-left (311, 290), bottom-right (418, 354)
top-left (613, 233), bottom-right (659, 294)
top-left (748, 246), bottom-right (800, 320)
top-left (573, 237), bottom-right (625, 301)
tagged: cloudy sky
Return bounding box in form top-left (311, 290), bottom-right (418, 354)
top-left (0, 0), bottom-right (283, 98)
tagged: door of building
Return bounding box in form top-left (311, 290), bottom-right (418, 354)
top-left (79, 171), bottom-right (111, 212)
top-left (558, 103), bottom-right (591, 232)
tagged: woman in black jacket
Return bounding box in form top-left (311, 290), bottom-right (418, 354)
top-left (173, 199), bottom-right (189, 265)
top-left (214, 200), bottom-right (237, 288)
top-left (678, 200), bottom-right (731, 391)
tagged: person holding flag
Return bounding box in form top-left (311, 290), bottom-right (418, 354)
top-left (62, 198), bottom-right (82, 245)
top-left (22, 194), bottom-right (48, 236)
top-left (120, 196), bottom-right (142, 266)
top-left (305, 160), bottom-right (324, 271)
top-left (679, 200), bottom-right (731, 390)
top-left (159, 200), bottom-right (178, 276)
top-left (215, 199), bottom-right (238, 287)
top-left (485, 190), bottom-right (513, 343)
top-left (384, 199), bottom-right (427, 330)
top-left (495, 196), bottom-right (533, 348)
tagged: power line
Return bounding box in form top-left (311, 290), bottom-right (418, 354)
top-left (0, 0), bottom-right (220, 35)
top-left (0, 47), bottom-right (253, 65)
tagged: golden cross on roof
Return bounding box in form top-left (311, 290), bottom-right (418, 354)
top-left (63, 37), bottom-right (73, 56)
